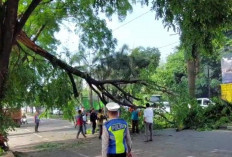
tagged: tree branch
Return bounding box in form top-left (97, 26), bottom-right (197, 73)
top-left (112, 83), bottom-right (141, 101)
top-left (16, 31), bottom-right (141, 106)
top-left (14, 0), bottom-right (42, 37)
top-left (32, 24), bottom-right (46, 42)
top-left (67, 72), bottom-right (79, 98)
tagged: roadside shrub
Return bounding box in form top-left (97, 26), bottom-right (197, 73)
top-left (184, 98), bottom-right (232, 130)
top-left (0, 148), bottom-right (4, 156)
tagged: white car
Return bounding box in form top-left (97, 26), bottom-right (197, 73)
top-left (52, 108), bottom-right (63, 115)
top-left (197, 98), bottom-right (214, 108)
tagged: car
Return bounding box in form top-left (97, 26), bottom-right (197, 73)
top-left (197, 98), bottom-right (215, 108)
top-left (52, 108), bottom-right (63, 115)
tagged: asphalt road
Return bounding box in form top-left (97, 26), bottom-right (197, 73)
top-left (8, 116), bottom-right (89, 152)
top-left (7, 117), bottom-right (232, 157)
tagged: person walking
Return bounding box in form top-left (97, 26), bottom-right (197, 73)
top-left (143, 103), bottom-right (154, 142)
top-left (76, 110), bottom-right (86, 139)
top-left (102, 102), bottom-right (132, 157)
top-left (97, 109), bottom-right (106, 139)
top-left (34, 111), bottom-right (40, 132)
top-left (90, 108), bottom-right (97, 134)
top-left (131, 107), bottom-right (139, 134)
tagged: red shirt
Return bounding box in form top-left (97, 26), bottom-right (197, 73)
top-left (76, 115), bottom-right (83, 126)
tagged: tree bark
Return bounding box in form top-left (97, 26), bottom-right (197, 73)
top-left (0, 0), bottom-right (19, 100)
top-left (89, 87), bottom-right (93, 109)
top-left (187, 59), bottom-right (196, 98)
top-left (187, 44), bottom-right (199, 98)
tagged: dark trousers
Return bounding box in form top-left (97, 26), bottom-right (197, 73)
top-left (92, 121), bottom-right (96, 134)
top-left (35, 122), bottom-right (39, 132)
top-left (98, 124), bottom-right (103, 138)
top-left (132, 120), bottom-right (139, 133)
top-left (107, 153), bottom-right (126, 157)
top-left (145, 122), bottom-right (153, 141)
top-left (77, 125), bottom-right (86, 138)
top-left (83, 121), bottom-right (87, 134)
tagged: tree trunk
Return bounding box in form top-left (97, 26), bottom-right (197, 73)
top-left (187, 59), bottom-right (196, 98)
top-left (89, 87), bottom-right (93, 109)
top-left (187, 44), bottom-right (199, 98)
top-left (0, 0), bottom-right (19, 101)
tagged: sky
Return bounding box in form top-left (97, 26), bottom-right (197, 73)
top-left (55, 4), bottom-right (180, 63)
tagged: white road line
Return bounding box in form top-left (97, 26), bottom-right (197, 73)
top-left (77, 153), bottom-right (89, 157)
top-left (33, 133), bottom-right (42, 138)
top-left (64, 126), bottom-right (72, 128)
top-left (24, 129), bottom-right (46, 139)
top-left (24, 129), bottom-right (31, 132)
top-left (211, 149), bottom-right (232, 153)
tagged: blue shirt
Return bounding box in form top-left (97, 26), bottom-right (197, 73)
top-left (131, 110), bottom-right (139, 120)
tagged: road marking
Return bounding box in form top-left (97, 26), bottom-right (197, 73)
top-left (77, 153), bottom-right (89, 157)
top-left (24, 129), bottom-right (31, 132)
top-left (24, 129), bottom-right (46, 139)
top-left (33, 133), bottom-right (42, 138)
top-left (64, 126), bottom-right (72, 128)
top-left (211, 149), bottom-right (232, 153)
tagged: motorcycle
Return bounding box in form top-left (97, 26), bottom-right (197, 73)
top-left (0, 134), bottom-right (9, 151)
top-left (21, 117), bottom-right (28, 124)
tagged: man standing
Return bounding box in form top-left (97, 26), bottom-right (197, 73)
top-left (34, 111), bottom-right (40, 132)
top-left (102, 102), bottom-right (132, 157)
top-left (90, 108), bottom-right (97, 134)
top-left (143, 103), bottom-right (154, 142)
top-left (97, 109), bottom-right (106, 139)
top-left (76, 110), bottom-right (86, 139)
top-left (131, 107), bottom-right (139, 134)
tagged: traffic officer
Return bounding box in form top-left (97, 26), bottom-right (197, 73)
top-left (102, 102), bottom-right (132, 157)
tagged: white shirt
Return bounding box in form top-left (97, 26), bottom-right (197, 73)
top-left (144, 107), bottom-right (154, 123)
top-left (82, 114), bottom-right (87, 122)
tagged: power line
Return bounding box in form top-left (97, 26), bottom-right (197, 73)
top-left (157, 41), bottom-right (179, 49)
top-left (111, 10), bottom-right (179, 49)
top-left (113, 10), bottom-right (151, 31)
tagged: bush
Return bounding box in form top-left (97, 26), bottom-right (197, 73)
top-left (183, 98), bottom-right (232, 130)
top-left (0, 148), bottom-right (4, 156)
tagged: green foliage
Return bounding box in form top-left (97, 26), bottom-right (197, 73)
top-left (153, 0), bottom-right (232, 56)
top-left (154, 113), bottom-right (174, 129)
top-left (0, 147), bottom-right (4, 156)
top-left (62, 99), bottom-right (78, 121)
top-left (183, 99), bottom-right (232, 130)
top-left (0, 112), bottom-right (15, 136)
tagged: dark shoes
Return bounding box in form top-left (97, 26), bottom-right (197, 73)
top-left (144, 139), bottom-right (153, 142)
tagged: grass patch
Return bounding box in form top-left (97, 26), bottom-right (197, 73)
top-left (34, 141), bottom-right (86, 151)
top-left (34, 143), bottom-right (64, 151)
top-left (68, 141), bottom-right (85, 148)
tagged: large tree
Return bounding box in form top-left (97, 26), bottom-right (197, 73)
top-left (0, 0), bottom-right (145, 134)
top-left (152, 0), bottom-right (232, 97)
top-left (0, 0), bottom-right (140, 106)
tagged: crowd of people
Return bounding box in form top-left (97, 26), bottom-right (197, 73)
top-left (32, 102), bottom-right (154, 157)
top-left (73, 102), bottom-right (154, 157)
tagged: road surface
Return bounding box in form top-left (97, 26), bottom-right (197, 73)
top-left (8, 117), bottom-right (232, 157)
